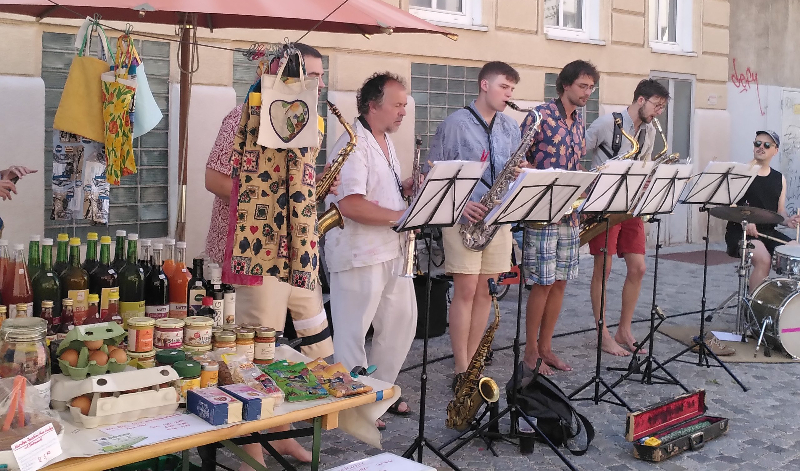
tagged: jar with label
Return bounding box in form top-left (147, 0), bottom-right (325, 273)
top-left (107, 291), bottom-right (122, 325)
top-left (0, 306), bottom-right (6, 329)
top-left (173, 360), bottom-right (201, 402)
top-left (184, 316), bottom-right (213, 347)
top-left (235, 329), bottom-right (255, 362)
top-left (127, 317), bottom-right (155, 352)
top-left (56, 298), bottom-right (74, 341)
top-left (212, 331), bottom-right (237, 354)
top-left (254, 327), bottom-right (277, 365)
top-left (154, 318), bottom-right (185, 349)
top-left (199, 360), bottom-right (219, 388)
top-left (183, 344), bottom-right (213, 359)
top-left (0, 317), bottom-right (51, 403)
top-left (222, 323), bottom-right (238, 333)
top-left (86, 293), bottom-right (101, 324)
top-left (127, 349), bottom-right (156, 369)
top-left (155, 348), bottom-right (186, 367)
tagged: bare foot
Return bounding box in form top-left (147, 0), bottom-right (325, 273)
top-left (376, 418), bottom-right (386, 429)
top-left (267, 438), bottom-right (312, 463)
top-left (601, 332), bottom-right (631, 356)
top-left (524, 355), bottom-right (554, 375)
top-left (539, 350), bottom-right (572, 372)
top-left (615, 332), bottom-right (647, 355)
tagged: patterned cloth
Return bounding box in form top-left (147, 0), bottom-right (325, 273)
top-left (101, 76), bottom-right (136, 185)
top-left (522, 222), bottom-right (580, 285)
top-left (51, 130), bottom-right (109, 224)
top-left (224, 89), bottom-right (324, 290)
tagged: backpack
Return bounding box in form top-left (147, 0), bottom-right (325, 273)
top-left (506, 360), bottom-right (595, 455)
top-left (599, 112), bottom-right (647, 159)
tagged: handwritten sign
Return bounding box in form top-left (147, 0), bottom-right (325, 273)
top-left (327, 453), bottom-right (435, 471)
top-left (11, 423), bottom-right (63, 471)
top-left (98, 412), bottom-right (215, 449)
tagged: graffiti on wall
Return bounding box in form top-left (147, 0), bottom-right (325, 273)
top-left (732, 59), bottom-right (765, 116)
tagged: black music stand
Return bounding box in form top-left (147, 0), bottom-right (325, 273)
top-left (396, 160), bottom-right (487, 470)
top-left (569, 160), bottom-right (655, 411)
top-left (659, 162), bottom-right (758, 392)
top-left (605, 163), bottom-right (694, 392)
top-left (439, 169), bottom-right (596, 470)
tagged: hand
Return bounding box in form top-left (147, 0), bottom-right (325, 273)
top-left (0, 180), bottom-right (17, 201)
top-left (402, 176), bottom-right (422, 197)
top-left (317, 164), bottom-right (340, 196)
top-left (462, 201), bottom-right (489, 224)
top-left (513, 161), bottom-right (532, 177)
top-left (1, 166), bottom-right (36, 181)
top-left (745, 223), bottom-right (760, 238)
top-left (786, 214), bottom-right (800, 229)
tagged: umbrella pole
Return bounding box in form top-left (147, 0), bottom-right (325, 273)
top-left (176, 21), bottom-right (193, 242)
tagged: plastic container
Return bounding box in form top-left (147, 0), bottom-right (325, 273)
top-left (184, 316), bottom-right (213, 347)
top-left (253, 327), bottom-right (276, 365)
top-left (127, 317), bottom-right (155, 353)
top-left (154, 317), bottom-right (184, 349)
top-left (235, 329), bottom-right (255, 362)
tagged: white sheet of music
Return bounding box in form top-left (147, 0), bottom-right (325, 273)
top-left (679, 161), bottom-right (758, 205)
top-left (579, 160), bottom-right (655, 214)
top-left (633, 164), bottom-right (694, 216)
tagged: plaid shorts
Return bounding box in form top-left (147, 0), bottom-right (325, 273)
top-left (523, 222), bottom-right (580, 285)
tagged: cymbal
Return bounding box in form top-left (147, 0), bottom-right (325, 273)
top-left (708, 205), bottom-right (784, 225)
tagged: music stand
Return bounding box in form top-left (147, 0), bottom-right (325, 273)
top-left (569, 160), bottom-right (655, 411)
top-left (605, 163), bottom-right (694, 392)
top-left (396, 160), bottom-right (487, 470)
top-left (439, 169), bottom-right (595, 470)
top-left (659, 162), bottom-right (757, 392)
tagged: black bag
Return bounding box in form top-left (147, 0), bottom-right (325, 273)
top-left (507, 360), bottom-right (595, 455)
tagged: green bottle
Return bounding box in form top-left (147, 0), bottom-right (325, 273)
top-left (32, 238), bottom-right (61, 319)
top-left (52, 233), bottom-right (69, 276)
top-left (27, 235), bottom-right (41, 282)
top-left (90, 236), bottom-right (118, 321)
top-left (82, 232), bottom-right (99, 275)
top-left (118, 233), bottom-right (145, 327)
top-left (60, 237), bottom-right (90, 326)
top-left (112, 230), bottom-right (127, 274)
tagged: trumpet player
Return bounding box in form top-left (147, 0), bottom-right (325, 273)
top-left (584, 79), bottom-right (669, 356)
top-left (426, 61), bottom-right (524, 389)
top-left (326, 73), bottom-right (418, 427)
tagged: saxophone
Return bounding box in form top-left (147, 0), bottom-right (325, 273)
top-left (446, 278), bottom-right (502, 431)
top-left (317, 100), bottom-right (358, 236)
top-left (399, 137), bottom-right (422, 278)
top-left (460, 102), bottom-right (541, 251)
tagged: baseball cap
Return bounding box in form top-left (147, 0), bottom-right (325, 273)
top-left (756, 130), bottom-right (780, 148)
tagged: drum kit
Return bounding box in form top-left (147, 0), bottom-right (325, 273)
top-left (708, 205), bottom-right (800, 359)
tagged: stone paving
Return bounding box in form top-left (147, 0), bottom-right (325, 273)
top-left (207, 242), bottom-right (800, 470)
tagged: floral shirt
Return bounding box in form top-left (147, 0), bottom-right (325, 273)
top-left (523, 98), bottom-right (586, 226)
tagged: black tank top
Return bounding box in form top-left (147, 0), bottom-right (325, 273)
top-left (726, 168), bottom-right (783, 233)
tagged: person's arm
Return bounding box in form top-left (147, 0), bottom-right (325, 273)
top-left (779, 175), bottom-right (800, 228)
top-left (205, 168), bottom-right (232, 200)
top-left (337, 195), bottom-right (405, 227)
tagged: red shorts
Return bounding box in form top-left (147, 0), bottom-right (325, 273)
top-left (588, 217), bottom-right (646, 257)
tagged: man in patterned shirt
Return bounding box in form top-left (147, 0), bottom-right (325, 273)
top-left (521, 60), bottom-right (599, 375)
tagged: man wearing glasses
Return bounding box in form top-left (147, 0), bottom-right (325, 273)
top-left (724, 130), bottom-right (800, 292)
top-left (583, 79), bottom-right (669, 357)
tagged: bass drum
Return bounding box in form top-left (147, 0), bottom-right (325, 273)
top-left (750, 278), bottom-right (800, 358)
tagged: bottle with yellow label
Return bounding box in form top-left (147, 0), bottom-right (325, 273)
top-left (118, 233), bottom-right (145, 328)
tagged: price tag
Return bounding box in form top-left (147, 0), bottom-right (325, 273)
top-left (11, 423), bottom-right (63, 471)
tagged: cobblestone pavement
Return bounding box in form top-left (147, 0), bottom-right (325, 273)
top-left (208, 242), bottom-right (800, 470)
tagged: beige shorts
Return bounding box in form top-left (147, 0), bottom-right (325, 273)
top-left (442, 224), bottom-right (512, 275)
top-left (235, 276), bottom-right (333, 358)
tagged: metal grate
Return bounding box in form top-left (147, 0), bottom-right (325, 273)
top-left (42, 32), bottom-right (170, 240)
top-left (544, 72), bottom-right (599, 169)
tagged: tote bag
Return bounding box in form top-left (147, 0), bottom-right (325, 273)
top-left (101, 35), bottom-right (138, 184)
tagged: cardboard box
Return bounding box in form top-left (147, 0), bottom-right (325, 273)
top-left (187, 388), bottom-right (243, 426)
top-left (219, 384), bottom-right (276, 421)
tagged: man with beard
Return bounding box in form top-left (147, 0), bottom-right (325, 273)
top-left (584, 79), bottom-right (669, 357)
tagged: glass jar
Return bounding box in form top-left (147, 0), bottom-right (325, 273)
top-left (182, 344), bottom-right (212, 359)
top-left (126, 349), bottom-right (156, 369)
top-left (0, 305), bottom-right (6, 329)
top-left (222, 323), bottom-right (238, 333)
top-left (213, 331), bottom-right (237, 353)
top-left (154, 318), bottom-right (185, 350)
top-left (173, 360), bottom-right (201, 402)
top-left (235, 329), bottom-right (255, 362)
top-left (199, 360), bottom-right (219, 388)
top-left (184, 316), bottom-right (213, 347)
top-left (0, 317), bottom-right (51, 402)
top-left (253, 327), bottom-right (276, 365)
top-left (127, 317), bottom-right (155, 353)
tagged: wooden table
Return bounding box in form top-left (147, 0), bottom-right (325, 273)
top-left (42, 387), bottom-right (394, 471)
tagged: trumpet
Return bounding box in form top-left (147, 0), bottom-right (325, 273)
top-left (399, 137), bottom-right (422, 278)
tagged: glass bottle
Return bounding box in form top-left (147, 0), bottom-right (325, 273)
top-left (145, 243), bottom-right (169, 319)
top-left (207, 263), bottom-right (224, 327)
top-left (41, 300), bottom-right (57, 340)
top-left (82, 232), bottom-right (99, 275)
top-left (60, 237), bottom-right (90, 326)
top-left (5, 244), bottom-right (33, 318)
top-left (91, 235), bottom-right (119, 321)
top-left (187, 258), bottom-right (209, 316)
top-left (223, 284), bottom-right (236, 325)
top-left (86, 293), bottom-right (101, 324)
top-left (32, 238), bottom-right (61, 320)
top-left (28, 235), bottom-right (41, 282)
top-left (196, 296), bottom-right (216, 320)
top-left (106, 291), bottom-right (121, 325)
top-left (0, 240), bottom-right (11, 305)
top-left (52, 233), bottom-right (69, 276)
top-left (162, 238), bottom-right (176, 278)
top-left (0, 306), bottom-right (6, 329)
top-left (111, 229), bottom-right (127, 274)
top-left (57, 298), bottom-right (74, 340)
top-left (168, 241), bottom-right (190, 319)
top-left (118, 233), bottom-right (145, 327)
top-left (139, 238), bottom-right (153, 279)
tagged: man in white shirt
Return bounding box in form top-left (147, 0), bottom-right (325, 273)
top-left (326, 72), bottom-right (418, 429)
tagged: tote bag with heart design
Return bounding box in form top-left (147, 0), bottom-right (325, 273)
top-left (256, 51), bottom-right (320, 149)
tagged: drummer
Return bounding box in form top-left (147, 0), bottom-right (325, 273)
top-left (724, 130), bottom-right (800, 292)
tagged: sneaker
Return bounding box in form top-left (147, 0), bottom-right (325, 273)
top-left (691, 333), bottom-right (736, 356)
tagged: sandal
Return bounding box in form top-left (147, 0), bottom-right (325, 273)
top-left (375, 419), bottom-right (386, 431)
top-left (387, 397), bottom-right (412, 416)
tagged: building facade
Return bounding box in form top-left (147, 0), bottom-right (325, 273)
top-left (0, 0), bottom-right (731, 254)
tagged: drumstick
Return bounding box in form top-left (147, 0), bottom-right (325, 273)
top-left (759, 233), bottom-right (789, 245)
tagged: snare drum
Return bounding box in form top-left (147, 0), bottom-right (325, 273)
top-left (773, 244), bottom-right (800, 279)
top-left (750, 278), bottom-right (800, 357)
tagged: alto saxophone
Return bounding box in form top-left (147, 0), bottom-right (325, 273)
top-left (317, 100), bottom-right (358, 236)
top-left (460, 102), bottom-right (541, 251)
top-left (399, 137), bottom-right (422, 278)
top-left (446, 278), bottom-right (501, 431)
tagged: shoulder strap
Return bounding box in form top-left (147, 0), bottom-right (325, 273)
top-left (611, 112), bottom-right (623, 156)
top-left (634, 125), bottom-right (647, 159)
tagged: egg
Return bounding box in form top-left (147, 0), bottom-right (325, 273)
top-left (60, 349), bottom-right (79, 367)
top-left (108, 347), bottom-right (127, 364)
top-left (88, 350), bottom-right (108, 366)
top-left (84, 340), bottom-right (104, 351)
top-left (71, 395), bottom-right (92, 416)
top-left (106, 345), bottom-right (118, 353)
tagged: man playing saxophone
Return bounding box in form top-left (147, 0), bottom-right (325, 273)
top-left (426, 61), bottom-right (525, 390)
top-left (522, 60), bottom-right (599, 375)
top-left (584, 79), bottom-right (669, 356)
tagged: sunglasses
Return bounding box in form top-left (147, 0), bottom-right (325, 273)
top-left (753, 140), bottom-right (775, 149)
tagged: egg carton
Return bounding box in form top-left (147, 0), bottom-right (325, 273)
top-left (68, 388), bottom-right (181, 428)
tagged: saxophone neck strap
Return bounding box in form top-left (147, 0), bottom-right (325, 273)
top-left (603, 112), bottom-right (646, 160)
top-left (464, 105), bottom-right (497, 185)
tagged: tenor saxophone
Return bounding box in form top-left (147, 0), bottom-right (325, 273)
top-left (399, 137), bottom-right (422, 278)
top-left (446, 278), bottom-right (501, 431)
top-left (460, 102), bottom-right (541, 251)
top-left (317, 100), bottom-right (357, 236)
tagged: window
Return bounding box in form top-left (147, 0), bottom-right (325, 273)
top-left (544, 73), bottom-right (600, 170)
top-left (544, 0), bottom-right (601, 43)
top-left (649, 75), bottom-right (693, 163)
top-left (649, 0), bottom-right (693, 54)
top-left (42, 32), bottom-right (171, 240)
top-left (410, 0), bottom-right (483, 29)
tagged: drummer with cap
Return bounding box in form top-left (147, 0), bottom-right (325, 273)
top-left (725, 130), bottom-right (800, 292)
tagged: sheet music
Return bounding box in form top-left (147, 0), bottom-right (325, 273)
top-left (579, 160), bottom-right (655, 214)
top-left (396, 160), bottom-right (488, 230)
top-left (633, 164), bottom-right (693, 216)
top-left (679, 161), bottom-right (758, 205)
top-left (484, 169), bottom-right (597, 225)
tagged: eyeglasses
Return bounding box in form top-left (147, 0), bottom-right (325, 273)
top-left (576, 83), bottom-right (596, 93)
top-left (647, 99), bottom-right (666, 112)
top-left (753, 140), bottom-right (774, 149)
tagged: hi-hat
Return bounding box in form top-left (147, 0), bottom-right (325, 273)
top-left (708, 205), bottom-right (784, 225)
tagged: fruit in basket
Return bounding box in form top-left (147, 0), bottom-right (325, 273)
top-left (84, 339), bottom-right (104, 351)
top-left (71, 395), bottom-right (92, 415)
top-left (88, 350), bottom-right (109, 366)
top-left (60, 349), bottom-right (79, 367)
top-left (108, 347), bottom-right (127, 364)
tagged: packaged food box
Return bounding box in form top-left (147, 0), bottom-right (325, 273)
top-left (187, 387), bottom-right (243, 426)
top-left (219, 383), bottom-right (276, 421)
